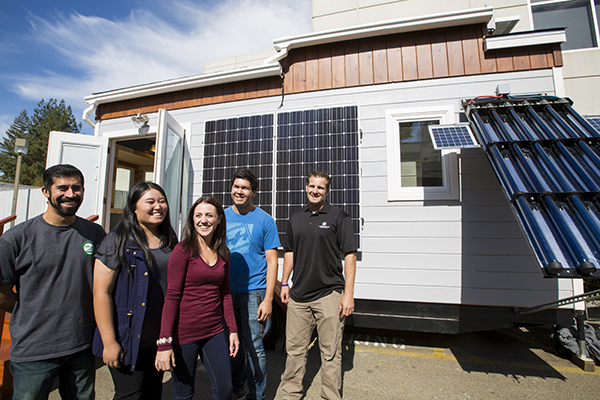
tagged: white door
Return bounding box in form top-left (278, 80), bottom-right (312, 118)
top-left (155, 109), bottom-right (188, 234)
top-left (46, 131), bottom-right (109, 222)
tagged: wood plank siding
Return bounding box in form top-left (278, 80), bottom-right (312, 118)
top-left (96, 24), bottom-right (562, 121)
top-left (283, 24), bottom-right (563, 92)
top-left (96, 76), bottom-right (281, 120)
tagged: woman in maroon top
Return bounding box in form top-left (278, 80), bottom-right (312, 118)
top-left (155, 196), bottom-right (239, 400)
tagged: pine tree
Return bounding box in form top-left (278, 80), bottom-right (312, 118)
top-left (0, 110), bottom-right (30, 184)
top-left (0, 99), bottom-right (81, 186)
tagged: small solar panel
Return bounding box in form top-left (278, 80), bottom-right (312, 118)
top-left (428, 124), bottom-right (479, 150)
top-left (585, 117), bottom-right (600, 133)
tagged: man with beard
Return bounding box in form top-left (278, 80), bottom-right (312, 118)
top-left (0, 164), bottom-right (106, 399)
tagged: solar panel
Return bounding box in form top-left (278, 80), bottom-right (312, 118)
top-left (428, 124), bottom-right (479, 150)
top-left (203, 114), bottom-right (274, 214)
top-left (202, 106), bottom-right (361, 249)
top-left (276, 106), bottom-right (361, 248)
top-left (585, 117), bottom-right (600, 133)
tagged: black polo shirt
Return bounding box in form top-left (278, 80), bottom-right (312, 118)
top-left (284, 202), bottom-right (357, 302)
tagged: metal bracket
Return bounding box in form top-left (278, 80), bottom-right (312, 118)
top-left (513, 289), bottom-right (600, 316)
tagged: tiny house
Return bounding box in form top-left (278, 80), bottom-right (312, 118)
top-left (49, 7), bottom-right (597, 333)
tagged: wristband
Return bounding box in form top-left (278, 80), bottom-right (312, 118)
top-left (281, 284), bottom-right (289, 287)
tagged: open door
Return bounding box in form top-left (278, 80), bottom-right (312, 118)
top-left (155, 109), bottom-right (189, 234)
top-left (46, 131), bottom-right (109, 223)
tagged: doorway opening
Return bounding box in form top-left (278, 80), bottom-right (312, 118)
top-left (109, 136), bottom-right (156, 231)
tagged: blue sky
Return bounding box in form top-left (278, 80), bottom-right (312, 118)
top-left (0, 0), bottom-right (312, 137)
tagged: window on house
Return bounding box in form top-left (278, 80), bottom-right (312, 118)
top-left (399, 120), bottom-right (442, 188)
top-left (531, 0), bottom-right (600, 50)
top-left (386, 106), bottom-right (459, 201)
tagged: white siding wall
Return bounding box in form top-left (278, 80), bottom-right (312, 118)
top-left (95, 68), bottom-right (579, 309)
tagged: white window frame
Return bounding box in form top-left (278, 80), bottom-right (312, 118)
top-left (385, 105), bottom-right (459, 201)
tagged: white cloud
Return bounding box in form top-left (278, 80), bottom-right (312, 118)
top-left (8, 0), bottom-right (312, 123)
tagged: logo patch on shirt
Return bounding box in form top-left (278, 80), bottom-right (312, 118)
top-left (82, 241), bottom-right (94, 256)
top-left (319, 222), bottom-right (330, 229)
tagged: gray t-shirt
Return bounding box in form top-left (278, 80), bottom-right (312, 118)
top-left (96, 232), bottom-right (170, 348)
top-left (0, 215), bottom-right (106, 362)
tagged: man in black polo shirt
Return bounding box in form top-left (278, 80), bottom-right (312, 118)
top-left (280, 171), bottom-right (357, 400)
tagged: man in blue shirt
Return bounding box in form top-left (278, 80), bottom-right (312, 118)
top-left (225, 169), bottom-right (280, 400)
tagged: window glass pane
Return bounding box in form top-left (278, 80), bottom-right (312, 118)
top-left (532, 0), bottom-right (596, 50)
top-left (399, 120), bottom-right (442, 187)
top-left (114, 168), bottom-right (131, 209)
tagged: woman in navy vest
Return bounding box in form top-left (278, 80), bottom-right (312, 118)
top-left (93, 182), bottom-right (178, 400)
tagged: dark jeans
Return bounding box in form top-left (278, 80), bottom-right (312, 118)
top-left (10, 348), bottom-right (95, 400)
top-left (108, 346), bottom-right (163, 400)
top-left (172, 332), bottom-right (232, 400)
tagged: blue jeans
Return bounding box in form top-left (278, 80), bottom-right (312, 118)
top-left (10, 348), bottom-right (95, 400)
top-left (231, 290), bottom-right (267, 400)
top-left (172, 332), bottom-right (232, 400)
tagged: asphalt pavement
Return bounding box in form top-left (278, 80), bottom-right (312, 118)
top-left (36, 323), bottom-right (600, 399)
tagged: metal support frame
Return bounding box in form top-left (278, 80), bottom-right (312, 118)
top-left (513, 289), bottom-right (600, 371)
top-left (513, 289), bottom-right (600, 316)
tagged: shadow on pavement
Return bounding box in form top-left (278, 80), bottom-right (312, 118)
top-left (345, 325), bottom-right (567, 381)
top-left (447, 327), bottom-right (566, 380)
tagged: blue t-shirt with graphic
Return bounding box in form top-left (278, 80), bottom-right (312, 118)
top-left (225, 206), bottom-right (281, 292)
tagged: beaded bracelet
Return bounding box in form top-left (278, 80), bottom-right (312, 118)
top-left (156, 337), bottom-right (173, 346)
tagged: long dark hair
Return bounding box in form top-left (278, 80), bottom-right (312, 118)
top-left (112, 182), bottom-right (178, 272)
top-left (180, 196), bottom-right (230, 262)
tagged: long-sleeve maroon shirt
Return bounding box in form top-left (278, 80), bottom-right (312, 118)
top-left (158, 242), bottom-right (237, 351)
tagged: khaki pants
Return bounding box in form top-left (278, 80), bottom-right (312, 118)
top-left (281, 290), bottom-right (345, 400)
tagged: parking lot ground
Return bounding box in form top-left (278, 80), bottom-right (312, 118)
top-left (39, 323), bottom-right (600, 399)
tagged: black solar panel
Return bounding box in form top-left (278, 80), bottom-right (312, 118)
top-left (428, 124), bottom-right (479, 150)
top-left (585, 117), bottom-right (600, 133)
top-left (202, 106), bottom-right (361, 248)
top-left (276, 106), bottom-right (361, 248)
top-left (203, 114), bottom-right (274, 214)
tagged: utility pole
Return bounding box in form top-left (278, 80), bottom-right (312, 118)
top-left (10, 138), bottom-right (28, 228)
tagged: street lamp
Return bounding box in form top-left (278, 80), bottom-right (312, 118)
top-left (10, 138), bottom-right (28, 228)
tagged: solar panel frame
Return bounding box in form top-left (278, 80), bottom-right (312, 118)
top-left (428, 124), bottom-right (479, 150)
